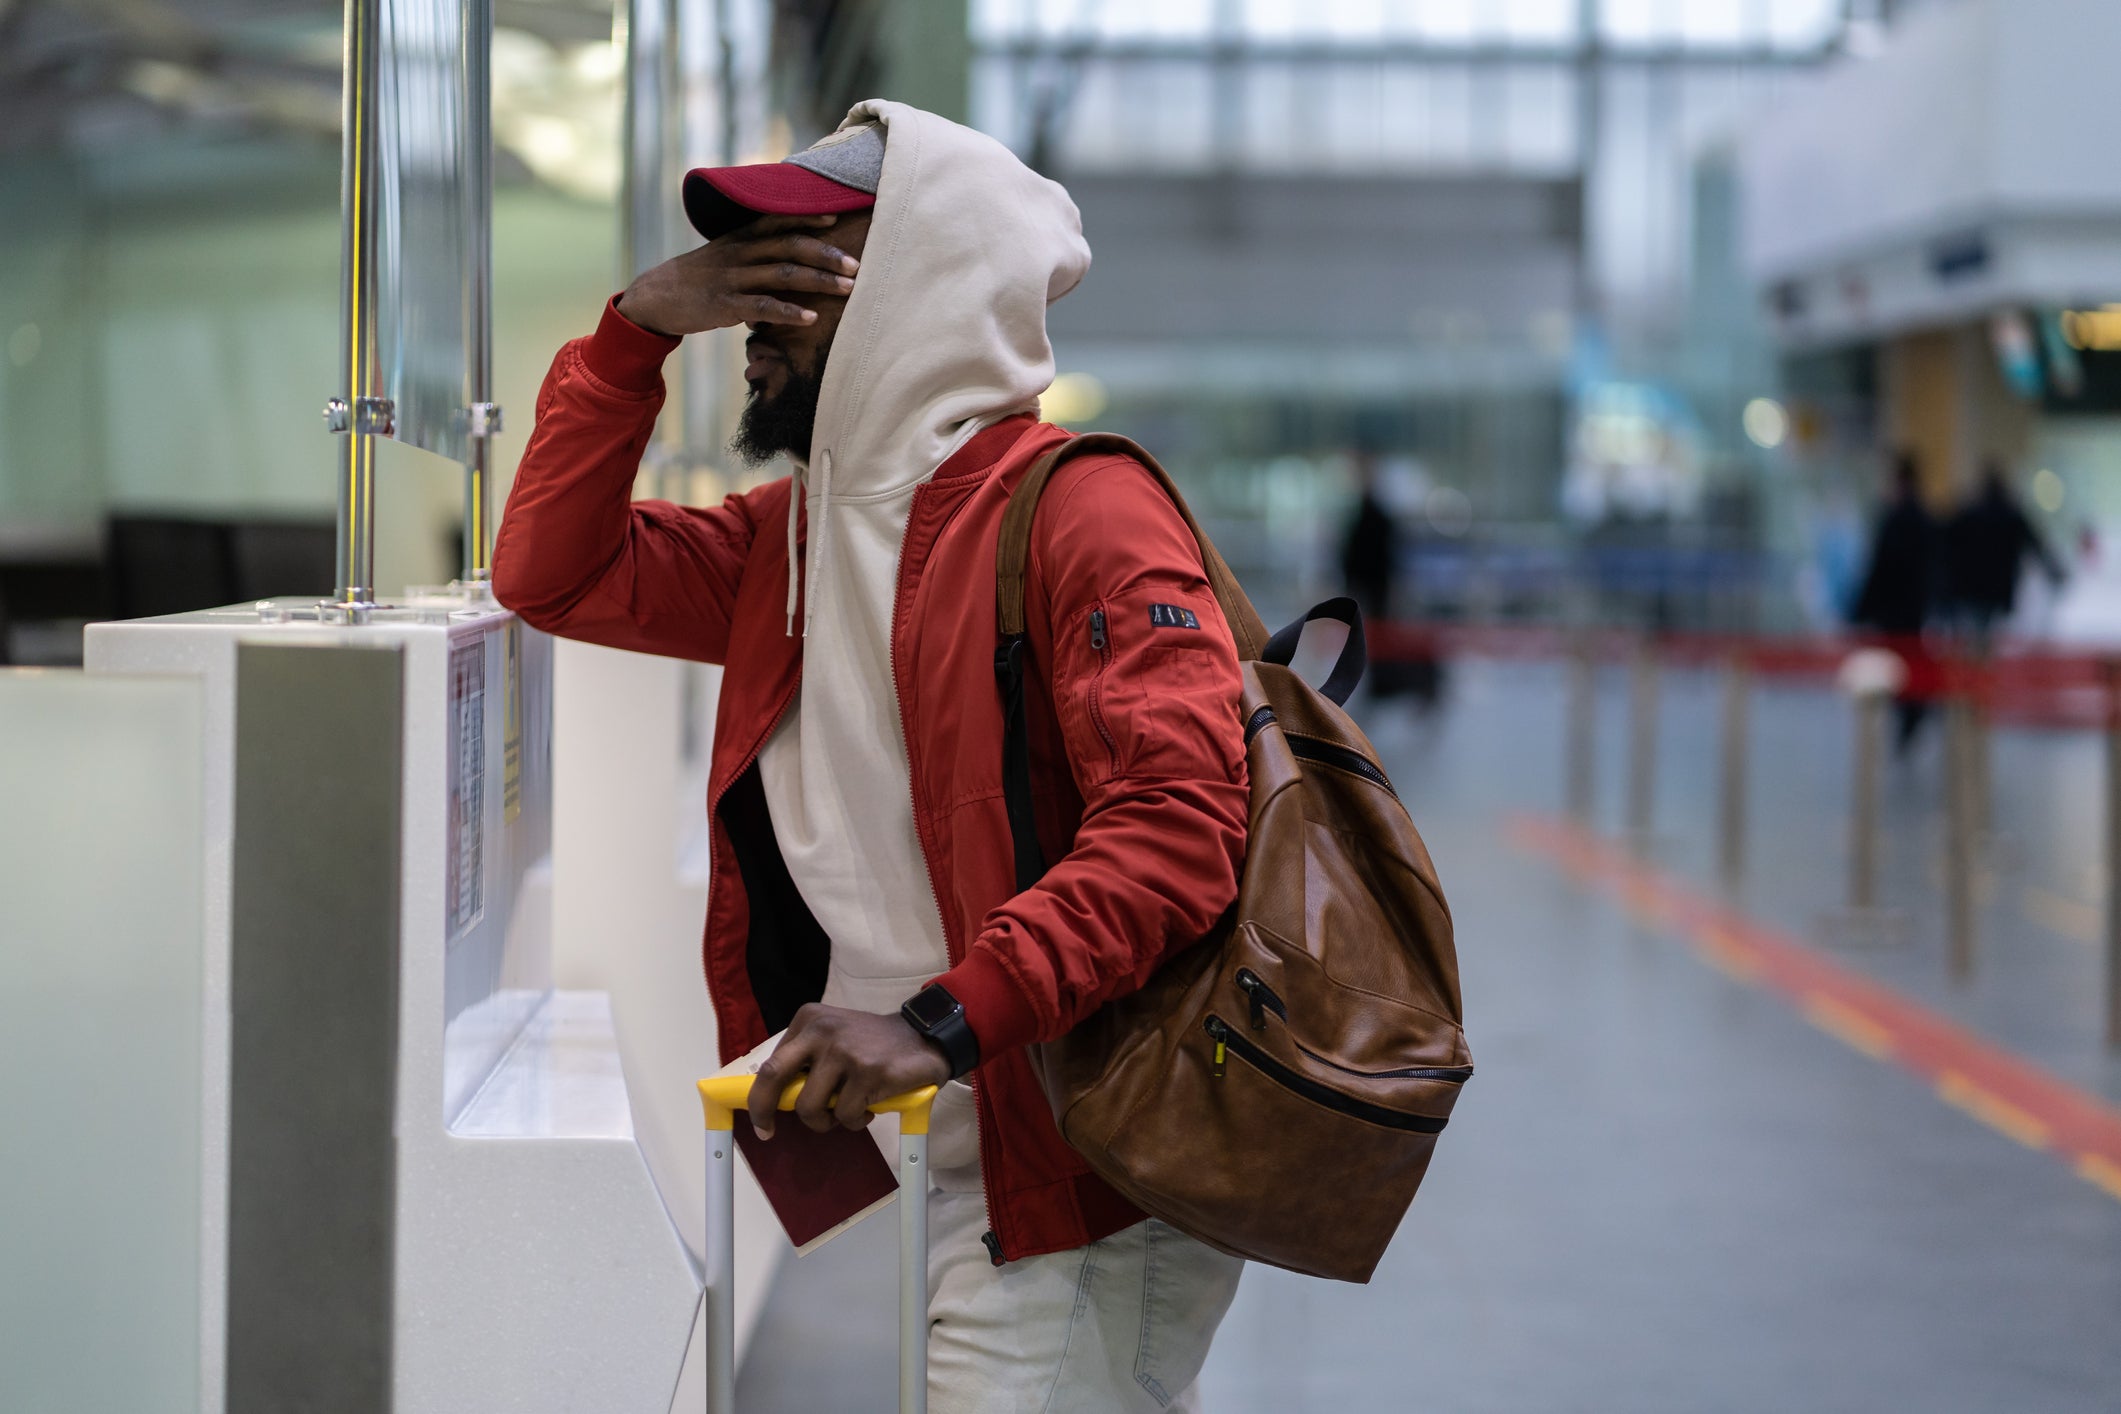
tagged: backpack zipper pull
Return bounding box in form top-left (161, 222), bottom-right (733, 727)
top-left (1237, 970), bottom-right (1268, 1030)
top-left (1207, 1017), bottom-right (1228, 1077)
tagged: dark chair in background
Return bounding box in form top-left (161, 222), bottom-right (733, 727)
top-left (228, 519), bottom-right (336, 603)
top-left (106, 515), bottom-right (239, 621)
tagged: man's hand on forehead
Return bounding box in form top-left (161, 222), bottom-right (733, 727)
top-left (616, 212), bottom-right (860, 339)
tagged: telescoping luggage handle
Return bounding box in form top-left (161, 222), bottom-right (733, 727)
top-left (696, 1077), bottom-right (939, 1414)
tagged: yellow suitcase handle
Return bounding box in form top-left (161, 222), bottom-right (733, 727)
top-left (697, 1074), bottom-right (939, 1134)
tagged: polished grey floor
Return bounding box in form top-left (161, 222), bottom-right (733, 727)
top-left (737, 659), bottom-right (2121, 1412)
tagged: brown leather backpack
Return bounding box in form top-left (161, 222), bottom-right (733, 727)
top-left (993, 434), bottom-right (1471, 1284)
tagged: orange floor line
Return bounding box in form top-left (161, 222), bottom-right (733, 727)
top-left (1509, 813), bottom-right (2121, 1200)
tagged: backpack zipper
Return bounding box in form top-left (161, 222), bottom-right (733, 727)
top-left (1085, 607), bottom-right (1119, 772)
top-left (1232, 969), bottom-right (1472, 1081)
top-left (1235, 967), bottom-right (1286, 1030)
top-left (1284, 733), bottom-right (1395, 796)
top-left (1203, 1017), bottom-right (1452, 1134)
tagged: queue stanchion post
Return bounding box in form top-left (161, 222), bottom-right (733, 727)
top-left (1626, 634), bottom-right (1660, 852)
top-left (1821, 647), bottom-right (1910, 948)
top-left (1718, 650), bottom-right (1752, 892)
top-left (1945, 683), bottom-right (1979, 982)
top-left (2106, 661), bottom-right (2121, 1049)
top-left (1566, 635), bottom-right (1597, 823)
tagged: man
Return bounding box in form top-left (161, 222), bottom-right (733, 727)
top-left (1947, 460), bottom-right (2066, 640)
top-left (493, 103), bottom-right (1247, 1410)
top-left (1851, 450), bottom-right (1941, 753)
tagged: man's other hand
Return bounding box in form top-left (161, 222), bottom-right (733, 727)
top-left (746, 1003), bottom-right (951, 1139)
top-left (616, 213), bottom-right (859, 338)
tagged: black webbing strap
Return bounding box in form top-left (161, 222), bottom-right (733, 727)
top-left (995, 634), bottom-right (1047, 892)
top-left (991, 434), bottom-right (1269, 898)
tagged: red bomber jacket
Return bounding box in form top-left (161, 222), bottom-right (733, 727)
top-left (492, 301), bottom-right (1249, 1262)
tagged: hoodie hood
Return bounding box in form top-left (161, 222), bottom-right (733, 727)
top-left (784, 100), bottom-right (1091, 633)
top-left (753, 107), bottom-right (1090, 1165)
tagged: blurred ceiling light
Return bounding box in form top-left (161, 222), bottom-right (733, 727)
top-left (1742, 397), bottom-right (1788, 449)
top-left (8, 323), bottom-right (41, 368)
top-left (2060, 306), bottom-right (2121, 352)
top-left (1425, 485), bottom-right (1474, 538)
top-left (2033, 468), bottom-right (2066, 515)
top-left (491, 29), bottom-right (620, 200)
top-left (1040, 372), bottom-right (1107, 425)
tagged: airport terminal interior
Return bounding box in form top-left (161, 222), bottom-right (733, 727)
top-left (7, 0), bottom-right (2121, 1410)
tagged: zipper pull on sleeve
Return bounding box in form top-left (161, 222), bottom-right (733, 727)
top-left (1089, 608), bottom-right (1107, 652)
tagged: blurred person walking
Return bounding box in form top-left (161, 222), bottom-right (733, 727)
top-left (1946, 460), bottom-right (2067, 643)
top-left (1339, 455), bottom-right (1444, 713)
top-left (493, 104), bottom-right (1246, 1410)
top-left (1850, 451), bottom-right (1941, 753)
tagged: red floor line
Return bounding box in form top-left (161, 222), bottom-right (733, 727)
top-left (1508, 813), bottom-right (2121, 1203)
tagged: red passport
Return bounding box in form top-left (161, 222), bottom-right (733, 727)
top-left (732, 1109), bottom-right (900, 1254)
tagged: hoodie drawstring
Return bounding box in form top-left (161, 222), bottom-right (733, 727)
top-left (805, 449), bottom-right (833, 639)
top-left (784, 459), bottom-right (804, 636)
top-left (786, 449), bottom-right (835, 638)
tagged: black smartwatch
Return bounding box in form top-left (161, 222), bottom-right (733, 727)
top-left (901, 983), bottom-right (980, 1080)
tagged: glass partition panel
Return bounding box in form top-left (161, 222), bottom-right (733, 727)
top-left (375, 0), bottom-right (478, 464)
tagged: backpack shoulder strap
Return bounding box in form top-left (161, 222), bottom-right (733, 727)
top-left (990, 433), bottom-right (1267, 893)
top-left (994, 432), bottom-right (1270, 659)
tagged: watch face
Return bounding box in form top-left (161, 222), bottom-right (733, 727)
top-left (904, 986), bottom-right (960, 1031)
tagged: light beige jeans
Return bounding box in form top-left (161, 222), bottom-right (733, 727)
top-left (925, 1161), bottom-right (1245, 1414)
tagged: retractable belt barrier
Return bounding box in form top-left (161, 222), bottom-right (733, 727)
top-left (695, 1077), bottom-right (938, 1414)
top-left (1367, 621), bottom-right (2121, 1047)
top-left (1368, 622), bottom-right (2119, 727)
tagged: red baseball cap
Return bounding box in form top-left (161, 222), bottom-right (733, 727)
top-left (683, 122), bottom-right (883, 240)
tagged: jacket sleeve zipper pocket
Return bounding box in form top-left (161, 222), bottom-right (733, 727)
top-left (1085, 607), bottom-right (1120, 773)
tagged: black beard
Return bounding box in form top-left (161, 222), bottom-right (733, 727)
top-left (730, 362), bottom-right (824, 466)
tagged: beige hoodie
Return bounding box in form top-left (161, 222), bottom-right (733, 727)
top-left (753, 102), bottom-right (1090, 1162)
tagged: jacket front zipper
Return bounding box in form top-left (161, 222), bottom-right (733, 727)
top-left (890, 479), bottom-right (1008, 1263)
top-left (1204, 1017), bottom-right (1453, 1134)
top-left (1085, 607), bottom-right (1120, 772)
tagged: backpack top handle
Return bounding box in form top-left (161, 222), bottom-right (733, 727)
top-left (994, 433), bottom-right (1270, 661)
top-left (1258, 597), bottom-right (1368, 708)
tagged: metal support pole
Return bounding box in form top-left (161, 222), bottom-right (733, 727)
top-left (329, 0), bottom-right (385, 618)
top-left (898, 1129), bottom-right (929, 1414)
top-left (1566, 639), bottom-right (1596, 821)
top-left (1626, 636), bottom-right (1659, 849)
top-left (1718, 653), bottom-right (1751, 890)
top-left (1849, 690), bottom-right (1885, 911)
top-left (703, 1128), bottom-right (736, 1414)
top-left (1945, 695), bottom-right (1978, 981)
top-left (2105, 663), bottom-right (2121, 1048)
top-left (461, 0), bottom-right (498, 585)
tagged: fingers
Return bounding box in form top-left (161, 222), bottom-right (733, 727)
top-left (732, 294), bottom-right (817, 326)
top-left (742, 233), bottom-right (861, 275)
top-left (793, 1052), bottom-right (846, 1134)
top-left (831, 1071), bottom-right (880, 1131)
top-left (730, 261), bottom-right (856, 299)
top-left (747, 1026), bottom-right (814, 1139)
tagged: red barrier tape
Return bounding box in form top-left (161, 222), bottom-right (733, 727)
top-left (1367, 622), bottom-right (2121, 730)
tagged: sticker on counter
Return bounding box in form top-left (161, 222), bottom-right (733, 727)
top-left (448, 640), bottom-right (486, 938)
